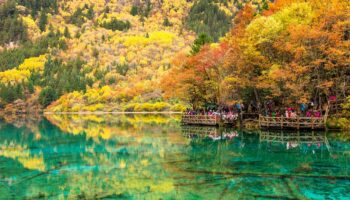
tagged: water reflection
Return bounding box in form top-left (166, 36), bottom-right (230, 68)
top-left (259, 131), bottom-right (329, 151)
top-left (0, 115), bottom-right (349, 199)
top-left (182, 126), bottom-right (239, 141)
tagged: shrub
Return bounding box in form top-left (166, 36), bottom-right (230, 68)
top-left (83, 104), bottom-right (104, 112)
top-left (326, 118), bottom-right (342, 130)
top-left (170, 104), bottom-right (187, 112)
top-left (123, 103), bottom-right (136, 112)
top-left (153, 102), bottom-right (170, 111)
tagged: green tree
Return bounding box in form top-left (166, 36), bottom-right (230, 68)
top-left (39, 86), bottom-right (57, 107)
top-left (104, 6), bottom-right (110, 14)
top-left (191, 33), bottom-right (212, 55)
top-left (0, 33), bottom-right (61, 71)
top-left (130, 5), bottom-right (138, 16)
top-left (116, 64), bottom-right (129, 76)
top-left (64, 26), bottom-right (71, 38)
top-left (0, 84), bottom-right (15, 103)
top-left (39, 11), bottom-right (48, 32)
top-left (92, 48), bottom-right (99, 58)
top-left (75, 31), bottom-right (81, 38)
top-left (186, 0), bottom-right (232, 41)
top-left (39, 58), bottom-right (89, 107)
top-left (262, 0), bottom-right (269, 11)
top-left (163, 17), bottom-right (172, 27)
top-left (69, 8), bottom-right (85, 26)
top-left (0, 0), bottom-right (28, 45)
top-left (100, 18), bottom-right (131, 31)
top-left (87, 6), bottom-right (94, 20)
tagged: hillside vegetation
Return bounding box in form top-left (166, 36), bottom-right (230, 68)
top-left (0, 0), bottom-right (270, 113)
top-left (3, 0), bottom-right (346, 114)
top-left (162, 0), bottom-right (350, 129)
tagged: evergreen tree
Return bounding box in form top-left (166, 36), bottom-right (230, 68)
top-left (116, 64), bottom-right (129, 76)
top-left (0, 84), bottom-right (15, 103)
top-left (55, 29), bottom-right (61, 37)
top-left (186, 0), bottom-right (231, 41)
top-left (163, 17), bottom-right (172, 27)
top-left (92, 48), bottom-right (99, 58)
top-left (262, 0), bottom-right (269, 11)
top-left (38, 58), bottom-right (89, 107)
top-left (144, 0), bottom-right (152, 17)
top-left (87, 6), bottom-right (94, 20)
top-left (130, 5), bottom-right (138, 16)
top-left (75, 31), bottom-right (81, 39)
top-left (28, 81), bottom-right (35, 94)
top-left (191, 33), bottom-right (212, 55)
top-left (39, 86), bottom-right (57, 107)
top-left (15, 84), bottom-right (24, 99)
top-left (64, 27), bottom-right (71, 38)
top-left (70, 8), bottom-right (85, 26)
top-left (53, 0), bottom-right (59, 14)
top-left (39, 11), bottom-right (48, 32)
top-left (104, 6), bottom-right (110, 14)
top-left (101, 18), bottom-right (131, 31)
top-left (0, 0), bottom-right (28, 45)
top-left (0, 33), bottom-right (61, 71)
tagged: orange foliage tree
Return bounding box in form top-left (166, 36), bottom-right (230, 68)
top-left (162, 0), bottom-right (350, 111)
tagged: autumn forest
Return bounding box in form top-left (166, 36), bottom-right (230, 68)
top-left (0, 0), bottom-right (349, 127)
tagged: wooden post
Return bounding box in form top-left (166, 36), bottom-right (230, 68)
top-left (259, 115), bottom-right (261, 128)
top-left (281, 116), bottom-right (283, 129)
top-left (297, 116), bottom-right (300, 130)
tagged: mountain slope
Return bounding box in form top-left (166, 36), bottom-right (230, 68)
top-left (0, 0), bottom-right (270, 113)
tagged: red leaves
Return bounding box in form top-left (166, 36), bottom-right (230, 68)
top-left (163, 0), bottom-right (350, 107)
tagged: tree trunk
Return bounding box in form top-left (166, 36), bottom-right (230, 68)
top-left (254, 88), bottom-right (261, 113)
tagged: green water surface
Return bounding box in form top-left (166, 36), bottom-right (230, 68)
top-left (0, 114), bottom-right (349, 199)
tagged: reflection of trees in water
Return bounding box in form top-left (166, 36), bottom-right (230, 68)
top-left (173, 126), bottom-right (350, 198)
top-left (0, 117), bottom-right (187, 199)
top-left (327, 131), bottom-right (350, 142)
top-left (179, 127), bottom-right (350, 187)
top-left (182, 126), bottom-right (240, 141)
top-left (44, 114), bottom-right (181, 140)
top-left (259, 131), bottom-right (329, 151)
top-left (0, 114), bottom-right (42, 128)
top-left (0, 118), bottom-right (349, 199)
top-left (258, 130), bottom-right (350, 158)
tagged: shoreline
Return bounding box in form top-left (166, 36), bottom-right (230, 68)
top-left (43, 111), bottom-right (183, 115)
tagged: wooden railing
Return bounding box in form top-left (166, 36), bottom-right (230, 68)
top-left (259, 115), bottom-right (326, 130)
top-left (181, 115), bottom-right (220, 126)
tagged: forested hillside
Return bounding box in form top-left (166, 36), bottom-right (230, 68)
top-left (0, 0), bottom-right (270, 113)
top-left (1, 0), bottom-right (348, 116)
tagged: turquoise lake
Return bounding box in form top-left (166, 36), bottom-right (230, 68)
top-left (0, 114), bottom-right (349, 199)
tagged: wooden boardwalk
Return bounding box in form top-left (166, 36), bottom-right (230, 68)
top-left (259, 115), bottom-right (326, 130)
top-left (181, 115), bottom-right (237, 126)
top-left (181, 115), bottom-right (220, 126)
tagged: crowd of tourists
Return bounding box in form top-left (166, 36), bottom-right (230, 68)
top-left (265, 102), bottom-right (323, 119)
top-left (185, 108), bottom-right (240, 121)
top-left (184, 99), bottom-right (328, 121)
